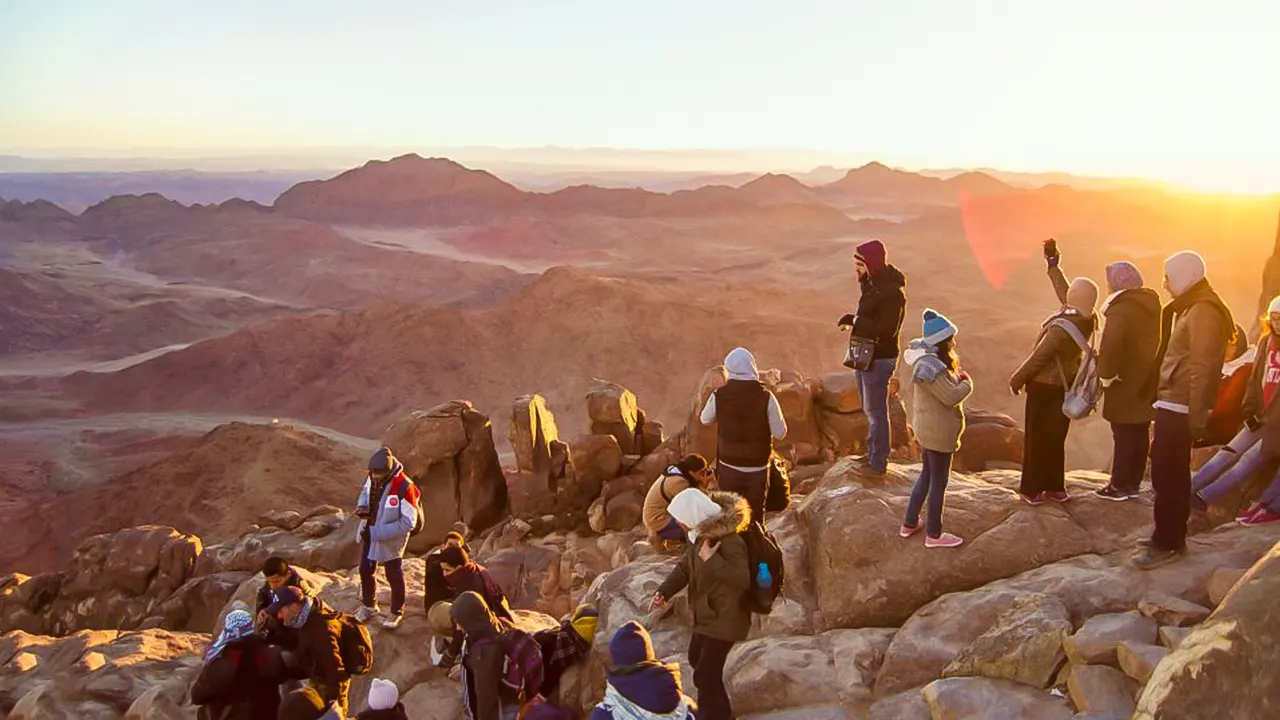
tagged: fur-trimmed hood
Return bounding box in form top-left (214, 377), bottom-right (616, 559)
top-left (694, 491), bottom-right (750, 540)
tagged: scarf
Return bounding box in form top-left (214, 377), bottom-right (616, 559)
top-left (205, 610), bottom-right (255, 662)
top-left (284, 598), bottom-right (313, 629)
top-left (600, 684), bottom-right (692, 720)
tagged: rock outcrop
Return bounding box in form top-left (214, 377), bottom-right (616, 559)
top-left (383, 401), bottom-right (510, 551)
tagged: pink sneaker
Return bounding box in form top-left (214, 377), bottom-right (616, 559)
top-left (1240, 508), bottom-right (1280, 526)
top-left (925, 532), bottom-right (964, 548)
top-left (1045, 491), bottom-right (1070, 503)
top-left (1236, 503), bottom-right (1264, 523)
top-left (1020, 492), bottom-right (1045, 506)
top-left (899, 523), bottom-right (922, 538)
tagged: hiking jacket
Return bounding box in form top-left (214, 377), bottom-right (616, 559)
top-left (656, 491), bottom-right (752, 642)
top-left (190, 636), bottom-right (285, 720)
top-left (1010, 309), bottom-right (1095, 392)
top-left (1154, 280), bottom-right (1234, 433)
top-left (1242, 333), bottom-right (1280, 457)
top-left (642, 469), bottom-right (694, 536)
top-left (905, 346), bottom-right (973, 454)
top-left (589, 673), bottom-right (697, 720)
top-left (1097, 287), bottom-right (1162, 424)
top-left (851, 265), bottom-right (908, 360)
top-left (356, 463), bottom-right (420, 563)
top-left (292, 601), bottom-right (350, 709)
top-left (446, 562), bottom-right (514, 621)
top-left (254, 569), bottom-right (317, 650)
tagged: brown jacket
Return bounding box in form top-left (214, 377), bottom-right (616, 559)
top-left (1155, 283), bottom-right (1233, 434)
top-left (1097, 288), bottom-right (1162, 424)
top-left (656, 492), bottom-right (752, 643)
top-left (1011, 265), bottom-right (1096, 391)
top-left (293, 601), bottom-right (350, 711)
top-left (1242, 333), bottom-right (1280, 457)
top-left (642, 470), bottom-right (693, 535)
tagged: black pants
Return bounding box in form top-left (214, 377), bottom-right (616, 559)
top-left (689, 633), bottom-right (736, 720)
top-left (716, 465), bottom-right (766, 525)
top-left (1150, 409), bottom-right (1192, 551)
top-left (359, 541), bottom-right (406, 615)
top-left (1110, 422), bottom-right (1151, 493)
top-left (1019, 385), bottom-right (1070, 496)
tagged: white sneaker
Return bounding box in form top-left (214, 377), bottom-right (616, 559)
top-left (382, 613), bottom-right (404, 630)
top-left (354, 605), bottom-right (380, 623)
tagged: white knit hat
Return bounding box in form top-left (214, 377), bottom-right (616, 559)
top-left (368, 677), bottom-right (399, 710)
top-left (1268, 296), bottom-right (1280, 315)
top-left (1164, 251), bottom-right (1207, 297)
top-left (667, 488), bottom-right (722, 543)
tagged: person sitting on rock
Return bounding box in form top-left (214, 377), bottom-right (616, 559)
top-left (439, 544), bottom-right (514, 621)
top-left (589, 621), bottom-right (696, 720)
top-left (1191, 296), bottom-right (1280, 527)
top-left (425, 531), bottom-right (472, 613)
top-left (355, 678), bottom-right (408, 720)
top-left (190, 609), bottom-right (287, 720)
top-left (1010, 239), bottom-right (1098, 506)
top-left (255, 556), bottom-right (316, 649)
top-left (899, 309), bottom-right (973, 549)
top-left (699, 347), bottom-right (788, 522)
top-left (534, 603), bottom-right (599, 698)
top-left (269, 586), bottom-right (352, 717)
top-left (650, 489), bottom-right (751, 720)
top-left (355, 447), bottom-right (420, 630)
top-left (643, 454), bottom-right (715, 550)
top-left (451, 591), bottom-right (546, 720)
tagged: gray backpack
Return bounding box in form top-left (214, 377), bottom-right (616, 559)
top-left (1051, 318), bottom-right (1101, 420)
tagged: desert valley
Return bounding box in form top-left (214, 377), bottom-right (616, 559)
top-left (2, 152), bottom-right (1280, 720)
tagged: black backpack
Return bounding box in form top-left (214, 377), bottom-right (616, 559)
top-left (740, 521), bottom-right (785, 614)
top-left (336, 614), bottom-right (374, 675)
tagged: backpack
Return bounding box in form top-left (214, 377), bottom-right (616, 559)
top-left (474, 627), bottom-right (544, 700)
top-left (1050, 318), bottom-right (1102, 420)
top-left (739, 521), bottom-right (785, 614)
top-left (337, 614), bottom-right (374, 675)
top-left (390, 475), bottom-right (425, 536)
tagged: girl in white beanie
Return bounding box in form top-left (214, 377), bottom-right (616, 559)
top-left (356, 678), bottom-right (407, 720)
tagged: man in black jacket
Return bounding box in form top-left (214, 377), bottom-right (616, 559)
top-left (255, 557), bottom-right (315, 649)
top-left (838, 239), bottom-right (907, 475)
top-left (269, 586), bottom-right (351, 716)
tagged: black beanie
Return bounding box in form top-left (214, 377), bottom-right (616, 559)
top-left (368, 447), bottom-right (393, 472)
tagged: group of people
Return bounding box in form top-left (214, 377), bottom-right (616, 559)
top-left (192, 235), bottom-right (1280, 720)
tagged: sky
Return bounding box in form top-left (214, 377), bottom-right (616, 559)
top-left (1, 0), bottom-right (1278, 192)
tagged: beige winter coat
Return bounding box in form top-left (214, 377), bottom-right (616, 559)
top-left (906, 348), bottom-right (974, 453)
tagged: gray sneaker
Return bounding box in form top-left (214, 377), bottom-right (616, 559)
top-left (1132, 547), bottom-right (1182, 570)
top-left (382, 613), bottom-right (404, 630)
top-left (354, 605), bottom-right (380, 623)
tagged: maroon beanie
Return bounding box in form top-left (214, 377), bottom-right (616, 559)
top-left (856, 240), bottom-right (887, 274)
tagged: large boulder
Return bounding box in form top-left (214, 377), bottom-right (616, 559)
top-left (816, 408), bottom-right (870, 458)
top-left (1062, 611), bottom-right (1158, 665)
top-left (149, 572), bottom-right (252, 632)
top-left (1134, 539), bottom-right (1280, 720)
top-left (802, 461), bottom-right (1149, 632)
top-left (955, 409), bottom-right (1024, 472)
top-left (685, 366), bottom-right (728, 461)
top-left (570, 434), bottom-right (624, 500)
top-left (725, 628), bottom-right (894, 717)
top-left (484, 544), bottom-right (565, 617)
top-left (817, 371), bottom-right (862, 413)
top-left (0, 629), bottom-right (206, 719)
top-left (586, 380), bottom-right (641, 454)
top-left (767, 370), bottom-right (823, 464)
top-left (1066, 664), bottom-right (1138, 717)
top-left (943, 593), bottom-right (1071, 689)
top-left (194, 509), bottom-right (363, 576)
top-left (921, 677), bottom-right (1075, 720)
top-left (384, 401), bottom-right (510, 550)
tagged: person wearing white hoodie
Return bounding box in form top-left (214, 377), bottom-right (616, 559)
top-left (1134, 251), bottom-right (1237, 570)
top-left (899, 309), bottom-right (973, 548)
top-left (699, 347), bottom-right (787, 524)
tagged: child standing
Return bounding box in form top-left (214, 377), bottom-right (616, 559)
top-left (900, 309), bottom-right (973, 548)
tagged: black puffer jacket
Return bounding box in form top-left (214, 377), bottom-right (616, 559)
top-left (851, 265), bottom-right (908, 360)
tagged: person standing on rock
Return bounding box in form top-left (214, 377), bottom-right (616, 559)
top-left (589, 621), bottom-right (697, 720)
top-left (899, 309), bottom-right (973, 548)
top-left (269, 586), bottom-right (352, 718)
top-left (190, 609), bottom-right (286, 720)
top-left (1009, 239), bottom-right (1098, 505)
top-left (355, 447), bottom-right (420, 630)
top-left (650, 489), bottom-right (751, 720)
top-left (643, 453), bottom-right (716, 550)
top-left (837, 239), bottom-right (908, 476)
top-left (255, 557), bottom-right (316, 648)
top-left (439, 544), bottom-right (515, 621)
top-left (1079, 256), bottom-right (1163, 501)
top-left (699, 347), bottom-right (787, 523)
top-left (1134, 251), bottom-right (1236, 570)
top-left (451, 591), bottom-right (546, 720)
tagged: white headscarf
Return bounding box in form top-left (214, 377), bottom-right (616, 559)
top-left (724, 348), bottom-right (760, 381)
top-left (667, 488), bottom-right (723, 543)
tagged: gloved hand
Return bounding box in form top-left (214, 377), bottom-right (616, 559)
top-left (837, 313), bottom-right (855, 328)
top-left (1043, 238), bottom-right (1060, 267)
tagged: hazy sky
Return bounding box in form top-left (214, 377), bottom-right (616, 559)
top-left (2, 0), bottom-right (1277, 191)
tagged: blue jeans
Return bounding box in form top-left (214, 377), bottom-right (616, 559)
top-left (857, 358), bottom-right (897, 471)
top-left (1193, 427), bottom-right (1271, 504)
top-left (904, 449), bottom-right (954, 538)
